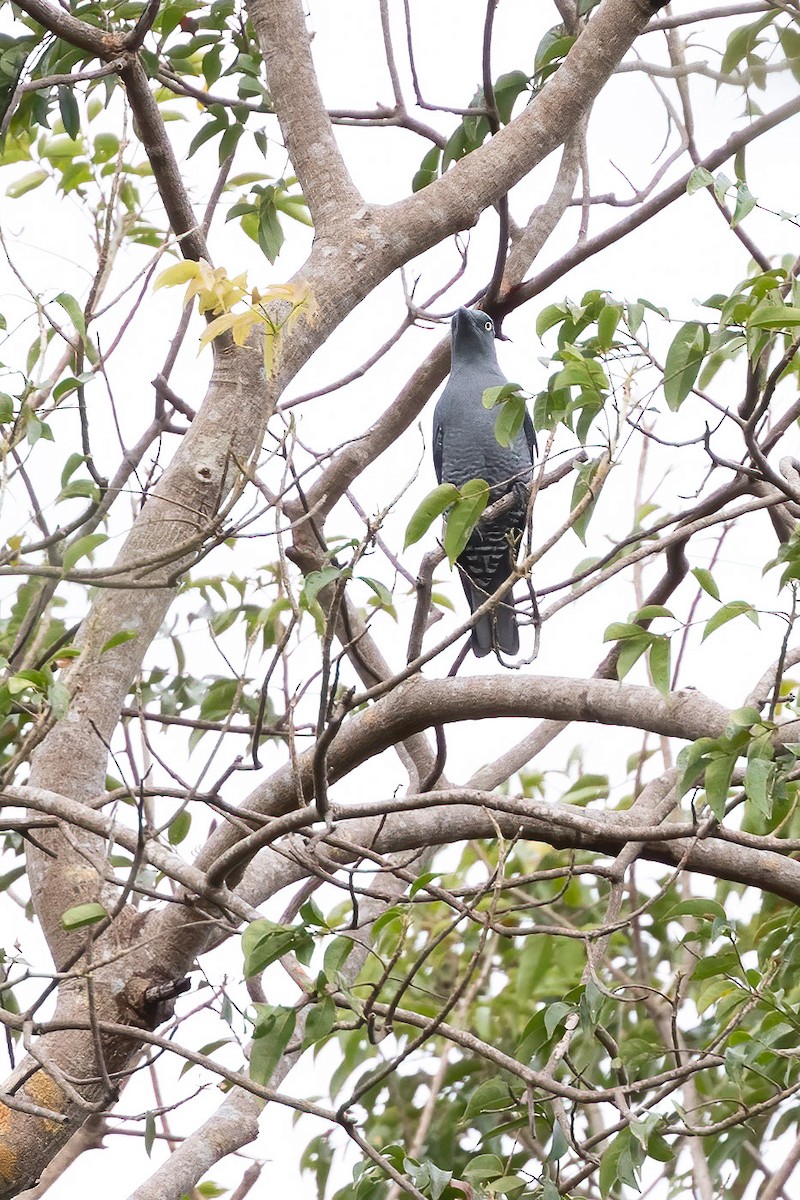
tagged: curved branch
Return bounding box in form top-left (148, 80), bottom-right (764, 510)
top-left (195, 673), bottom-right (734, 888)
top-left (236, 785), bottom-right (800, 913)
top-left (246, 0), bottom-right (362, 227)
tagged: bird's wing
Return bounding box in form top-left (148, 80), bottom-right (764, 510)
top-left (523, 408), bottom-right (537, 461)
top-left (433, 419), bottom-right (444, 484)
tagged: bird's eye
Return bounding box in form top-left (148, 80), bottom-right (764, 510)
top-left (484, 320), bottom-right (493, 331)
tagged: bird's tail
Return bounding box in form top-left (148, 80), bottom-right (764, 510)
top-left (463, 580), bottom-right (519, 658)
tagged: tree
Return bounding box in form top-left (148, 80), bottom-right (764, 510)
top-left (1, 0), bottom-right (800, 1196)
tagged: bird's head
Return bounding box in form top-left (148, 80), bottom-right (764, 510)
top-left (451, 307), bottom-right (500, 362)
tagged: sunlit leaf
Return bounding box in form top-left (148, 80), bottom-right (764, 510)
top-left (154, 260), bottom-right (201, 291)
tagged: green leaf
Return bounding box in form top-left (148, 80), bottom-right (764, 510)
top-left (693, 951), bottom-right (740, 981)
top-left (412, 144), bottom-right (440, 192)
top-left (631, 605), bottom-right (674, 622)
top-left (663, 321), bottom-right (709, 410)
top-left (570, 457), bottom-right (601, 544)
top-left (302, 996), bottom-right (336, 1048)
top-left (666, 898), bottom-right (727, 921)
top-left (692, 567), bottom-right (720, 600)
top-left (485, 1175), bottom-right (525, 1196)
top-left (257, 194), bottom-right (284, 263)
top-left (47, 680), bottom-right (70, 719)
top-left (404, 483), bottom-right (459, 549)
top-left (57, 85), bottom-right (80, 140)
top-left (300, 566), bottom-right (342, 607)
top-left (536, 303), bottom-right (567, 339)
top-left (731, 181), bottom-right (756, 228)
top-left (203, 44), bottom-right (222, 86)
top-left (561, 774), bottom-right (608, 807)
top-left (62, 533), bottom-right (107, 573)
top-left (687, 165), bottom-right (714, 194)
top-left (649, 635), bottom-right (671, 695)
top-left (187, 114), bottom-right (227, 159)
top-left (616, 637), bottom-right (651, 680)
top-left (534, 32), bottom-right (576, 81)
top-left (57, 479), bottom-right (99, 504)
top-left (704, 752), bottom-right (737, 819)
top-left (626, 301), bottom-right (644, 335)
top-left (8, 670), bottom-right (46, 695)
top-left (243, 918), bottom-right (313, 978)
top-left (599, 1130), bottom-right (632, 1197)
top-left (748, 305), bottom-right (800, 329)
top-left (713, 171), bottom-right (733, 205)
top-left (5, 168), bottom-right (48, 198)
top-left (543, 1000), bottom-right (572, 1040)
top-left (493, 70), bottom-right (529, 123)
top-left (605, 620), bottom-right (653, 642)
top-left (426, 1161), bottom-right (452, 1200)
top-left (463, 1154), bottom-right (504, 1183)
top-left (60, 452), bottom-right (85, 488)
top-left (274, 193), bottom-right (312, 227)
top-left (61, 901), bottom-right (108, 929)
top-left (780, 23), bottom-right (800, 82)
top-left (101, 630), bottom-right (139, 654)
top-left (726, 706), bottom-right (763, 731)
top-left (744, 756), bottom-right (774, 818)
top-left (702, 600), bottom-right (759, 641)
top-left (196, 1179), bottom-right (231, 1196)
top-left (0, 865), bottom-right (26, 894)
top-left (410, 870), bottom-right (441, 898)
top-left (54, 292), bottom-right (86, 340)
top-left (494, 394), bottom-right (527, 448)
top-left (441, 123), bottom-right (468, 171)
top-left (463, 1079), bottom-right (516, 1119)
top-left (444, 479), bottom-right (490, 565)
top-left (482, 382), bottom-right (523, 409)
top-left (322, 935), bottom-right (354, 982)
top-left (596, 303), bottom-right (621, 350)
top-left (168, 810), bottom-right (192, 845)
top-left (144, 1110), bottom-right (156, 1157)
top-left (676, 737), bottom-right (717, 797)
top-left (249, 1003), bottom-right (296, 1086)
top-left (359, 575), bottom-right (397, 620)
top-left (92, 132), bottom-right (119, 163)
top-left (180, 1039), bottom-right (233, 1077)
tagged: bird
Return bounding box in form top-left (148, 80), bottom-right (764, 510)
top-left (432, 307), bottom-right (536, 659)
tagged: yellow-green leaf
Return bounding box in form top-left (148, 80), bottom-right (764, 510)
top-left (154, 260), bottom-right (201, 291)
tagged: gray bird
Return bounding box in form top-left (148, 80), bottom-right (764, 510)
top-left (433, 307), bottom-right (535, 658)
